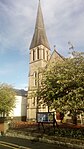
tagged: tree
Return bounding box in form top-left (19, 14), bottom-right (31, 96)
top-left (36, 52), bottom-right (84, 124)
top-left (0, 83), bottom-right (16, 117)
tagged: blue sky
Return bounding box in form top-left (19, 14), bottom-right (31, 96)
top-left (0, 0), bottom-right (84, 89)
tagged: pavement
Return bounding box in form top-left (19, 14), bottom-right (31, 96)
top-left (0, 123), bottom-right (84, 149)
top-left (0, 136), bottom-right (71, 149)
top-left (0, 130), bottom-right (84, 149)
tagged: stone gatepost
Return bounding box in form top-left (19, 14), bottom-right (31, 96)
top-left (0, 117), bottom-right (9, 135)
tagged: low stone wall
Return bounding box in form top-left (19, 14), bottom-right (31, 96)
top-left (6, 130), bottom-right (84, 149)
top-left (12, 116), bottom-right (26, 121)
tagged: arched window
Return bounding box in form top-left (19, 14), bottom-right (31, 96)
top-left (43, 49), bottom-right (45, 59)
top-left (33, 97), bottom-right (35, 106)
top-left (33, 50), bottom-right (35, 61)
top-left (46, 51), bottom-right (48, 61)
top-left (34, 71), bottom-right (37, 86)
top-left (37, 48), bottom-right (39, 59)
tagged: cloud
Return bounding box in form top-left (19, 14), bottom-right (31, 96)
top-left (0, 0), bottom-right (84, 88)
top-left (0, 0), bottom-right (34, 54)
top-left (41, 0), bottom-right (84, 55)
top-left (0, 0), bottom-right (84, 56)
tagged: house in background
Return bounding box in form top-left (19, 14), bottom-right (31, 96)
top-left (9, 89), bottom-right (27, 121)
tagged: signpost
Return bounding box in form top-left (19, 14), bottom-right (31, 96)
top-left (37, 112), bottom-right (54, 123)
top-left (37, 112), bottom-right (58, 133)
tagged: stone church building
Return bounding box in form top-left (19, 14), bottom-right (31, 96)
top-left (27, 1), bottom-right (63, 121)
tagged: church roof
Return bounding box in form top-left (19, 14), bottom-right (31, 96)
top-left (30, 0), bottom-right (50, 50)
top-left (48, 49), bottom-right (64, 64)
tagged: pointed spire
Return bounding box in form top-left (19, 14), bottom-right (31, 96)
top-left (30, 0), bottom-right (50, 49)
top-left (35, 0), bottom-right (44, 29)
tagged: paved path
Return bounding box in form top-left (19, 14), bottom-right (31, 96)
top-left (0, 136), bottom-right (71, 149)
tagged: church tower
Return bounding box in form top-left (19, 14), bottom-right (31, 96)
top-left (27, 0), bottom-right (50, 121)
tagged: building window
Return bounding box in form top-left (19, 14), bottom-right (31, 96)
top-left (34, 71), bottom-right (37, 86)
top-left (43, 49), bottom-right (45, 59)
top-left (37, 48), bottom-right (39, 59)
top-left (33, 50), bottom-right (35, 61)
top-left (33, 97), bottom-right (35, 106)
top-left (46, 51), bottom-right (48, 61)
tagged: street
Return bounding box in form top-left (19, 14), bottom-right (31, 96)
top-left (0, 136), bottom-right (71, 149)
top-left (0, 145), bottom-right (10, 149)
top-left (0, 144), bottom-right (14, 149)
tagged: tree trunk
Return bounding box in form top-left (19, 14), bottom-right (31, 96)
top-left (72, 112), bottom-right (77, 125)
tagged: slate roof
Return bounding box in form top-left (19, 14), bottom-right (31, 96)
top-left (30, 0), bottom-right (50, 50)
top-left (49, 49), bottom-right (65, 61)
top-left (14, 89), bottom-right (27, 97)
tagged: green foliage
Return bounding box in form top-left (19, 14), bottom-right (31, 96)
top-left (0, 83), bottom-right (16, 116)
top-left (36, 52), bottom-right (84, 117)
top-left (54, 127), bottom-right (84, 139)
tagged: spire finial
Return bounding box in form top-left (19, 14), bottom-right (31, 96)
top-left (54, 45), bottom-right (56, 49)
top-left (54, 45), bottom-right (56, 50)
top-left (39, 0), bottom-right (41, 4)
top-left (54, 45), bottom-right (57, 51)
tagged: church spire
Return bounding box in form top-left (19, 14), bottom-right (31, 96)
top-left (30, 0), bottom-right (50, 49)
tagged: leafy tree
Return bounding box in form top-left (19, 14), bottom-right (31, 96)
top-left (36, 52), bottom-right (84, 124)
top-left (0, 83), bottom-right (16, 117)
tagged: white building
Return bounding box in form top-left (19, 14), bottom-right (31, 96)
top-left (10, 89), bottom-right (27, 121)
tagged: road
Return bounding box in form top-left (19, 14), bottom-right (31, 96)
top-left (0, 136), bottom-right (71, 149)
top-left (0, 144), bottom-right (16, 149)
top-left (0, 145), bottom-right (10, 149)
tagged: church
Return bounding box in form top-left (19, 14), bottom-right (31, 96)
top-left (27, 1), bottom-right (63, 121)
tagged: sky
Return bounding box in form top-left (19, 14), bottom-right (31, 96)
top-left (0, 0), bottom-right (84, 90)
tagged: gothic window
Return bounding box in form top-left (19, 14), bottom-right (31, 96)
top-left (38, 72), bottom-right (40, 86)
top-left (43, 49), bottom-right (45, 59)
top-left (33, 97), bottom-right (35, 106)
top-left (33, 49), bottom-right (35, 61)
top-left (37, 48), bottom-right (39, 59)
top-left (34, 71), bottom-right (37, 86)
top-left (46, 51), bottom-right (48, 61)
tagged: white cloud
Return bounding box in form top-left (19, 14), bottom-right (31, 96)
top-left (0, 0), bottom-right (84, 88)
top-left (41, 0), bottom-right (84, 53)
top-left (0, 0), bottom-right (84, 56)
top-left (0, 0), bottom-right (34, 54)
